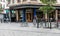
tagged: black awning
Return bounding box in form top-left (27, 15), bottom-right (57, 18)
top-left (10, 6), bottom-right (40, 9)
top-left (9, 4), bottom-right (60, 10)
top-left (9, 4), bottom-right (43, 9)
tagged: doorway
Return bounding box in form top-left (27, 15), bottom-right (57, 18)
top-left (26, 12), bottom-right (33, 22)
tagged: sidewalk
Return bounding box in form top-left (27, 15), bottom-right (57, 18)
top-left (0, 23), bottom-right (60, 36)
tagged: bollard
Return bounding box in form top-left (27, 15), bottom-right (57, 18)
top-left (44, 19), bottom-right (47, 28)
top-left (50, 21), bottom-right (51, 29)
top-left (37, 22), bottom-right (39, 28)
top-left (56, 20), bottom-right (59, 28)
top-left (45, 21), bottom-right (46, 28)
top-left (36, 18), bottom-right (39, 28)
top-left (49, 18), bottom-right (52, 29)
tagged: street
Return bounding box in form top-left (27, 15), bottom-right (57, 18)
top-left (0, 29), bottom-right (60, 36)
top-left (0, 23), bottom-right (59, 36)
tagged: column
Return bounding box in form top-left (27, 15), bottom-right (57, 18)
top-left (22, 9), bottom-right (26, 22)
top-left (55, 10), bottom-right (58, 21)
top-left (9, 9), bottom-right (12, 22)
top-left (45, 13), bottom-right (47, 21)
top-left (55, 10), bottom-right (59, 28)
top-left (16, 10), bottom-right (19, 22)
top-left (34, 8), bottom-right (36, 19)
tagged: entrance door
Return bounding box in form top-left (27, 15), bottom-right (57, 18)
top-left (26, 12), bottom-right (32, 22)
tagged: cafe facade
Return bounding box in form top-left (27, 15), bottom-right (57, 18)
top-left (7, 0), bottom-right (60, 22)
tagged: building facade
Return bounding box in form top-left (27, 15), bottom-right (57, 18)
top-left (7, 0), bottom-right (60, 22)
top-left (0, 0), bottom-right (10, 22)
top-left (0, 0), bottom-right (9, 13)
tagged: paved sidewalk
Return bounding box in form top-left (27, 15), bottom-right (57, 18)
top-left (0, 23), bottom-right (60, 36)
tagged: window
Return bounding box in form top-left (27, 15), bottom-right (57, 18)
top-left (19, 10), bottom-right (23, 17)
top-left (0, 4), bottom-right (2, 9)
top-left (17, 0), bottom-right (21, 3)
top-left (2, 0), bottom-right (5, 2)
top-left (26, 9), bottom-right (32, 12)
top-left (18, 10), bottom-right (23, 22)
top-left (8, 0), bottom-right (10, 4)
top-left (2, 4), bottom-right (5, 9)
top-left (11, 10), bottom-right (16, 17)
top-left (23, 0), bottom-right (27, 2)
top-left (7, 0), bottom-right (10, 6)
top-left (12, 0), bottom-right (14, 3)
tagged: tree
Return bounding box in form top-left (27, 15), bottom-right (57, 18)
top-left (39, 0), bottom-right (56, 28)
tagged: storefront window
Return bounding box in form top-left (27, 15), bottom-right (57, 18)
top-left (18, 10), bottom-right (23, 22)
top-left (20, 11), bottom-right (23, 17)
top-left (11, 10), bottom-right (16, 17)
top-left (6, 10), bottom-right (10, 19)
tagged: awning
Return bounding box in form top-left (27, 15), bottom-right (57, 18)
top-left (9, 4), bottom-right (43, 9)
top-left (9, 4), bottom-right (60, 10)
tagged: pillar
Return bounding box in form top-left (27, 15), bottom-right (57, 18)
top-left (55, 10), bottom-right (58, 21)
top-left (22, 9), bottom-right (26, 22)
top-left (16, 10), bottom-right (19, 22)
top-left (45, 13), bottom-right (47, 21)
top-left (45, 13), bottom-right (47, 27)
top-left (9, 9), bottom-right (12, 22)
top-left (34, 8), bottom-right (36, 19)
top-left (55, 10), bottom-right (59, 28)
